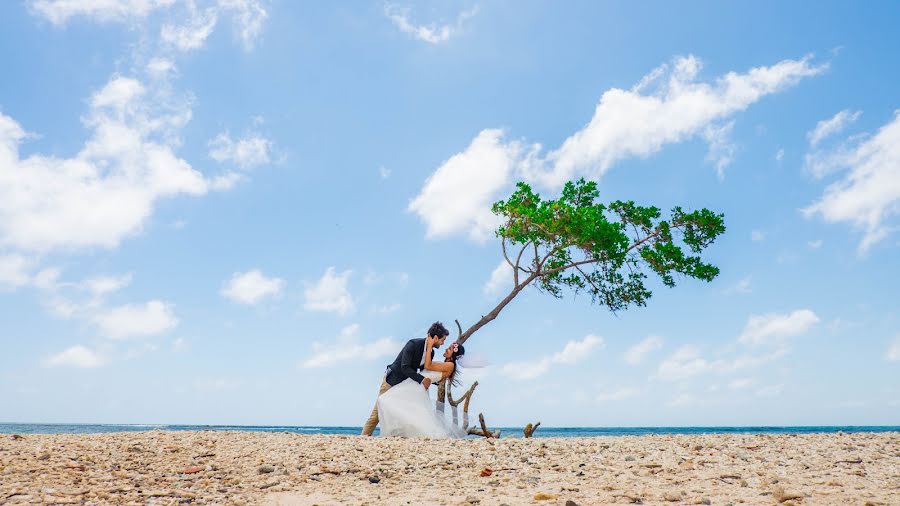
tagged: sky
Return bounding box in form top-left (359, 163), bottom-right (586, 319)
top-left (1, 0), bottom-right (899, 428)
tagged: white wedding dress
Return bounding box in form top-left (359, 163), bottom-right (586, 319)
top-left (377, 370), bottom-right (466, 438)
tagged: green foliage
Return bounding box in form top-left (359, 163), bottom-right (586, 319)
top-left (491, 178), bottom-right (726, 314)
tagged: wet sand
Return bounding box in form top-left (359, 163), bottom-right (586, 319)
top-left (1, 431), bottom-right (898, 505)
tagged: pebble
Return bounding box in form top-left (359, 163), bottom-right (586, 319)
top-left (0, 431), bottom-right (896, 505)
top-left (258, 464), bottom-right (275, 474)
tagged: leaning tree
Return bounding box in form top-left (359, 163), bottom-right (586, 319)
top-left (437, 178), bottom-right (726, 436)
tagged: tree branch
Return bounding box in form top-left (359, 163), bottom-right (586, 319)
top-left (501, 237), bottom-right (516, 271)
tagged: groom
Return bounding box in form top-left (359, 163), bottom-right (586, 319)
top-left (361, 321), bottom-right (450, 436)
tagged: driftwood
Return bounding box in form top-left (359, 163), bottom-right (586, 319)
top-left (523, 421), bottom-right (541, 438)
top-left (467, 427), bottom-right (501, 438)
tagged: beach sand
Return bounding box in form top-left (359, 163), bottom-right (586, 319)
top-left (1, 430), bottom-right (897, 505)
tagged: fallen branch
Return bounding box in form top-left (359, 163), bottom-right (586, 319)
top-left (479, 413), bottom-right (493, 439)
top-left (523, 421), bottom-right (541, 438)
top-left (835, 458), bottom-right (863, 464)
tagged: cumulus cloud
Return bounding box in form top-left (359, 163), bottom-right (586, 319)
top-left (483, 261), bottom-right (514, 295)
top-left (93, 300), bottom-right (178, 339)
top-left (410, 56), bottom-right (824, 240)
top-left (43, 345), bottom-right (106, 368)
top-left (657, 345), bottom-right (710, 381)
top-left (29, 0), bottom-right (175, 25)
top-left (624, 335), bottom-right (663, 365)
top-left (301, 324), bottom-right (399, 368)
top-left (384, 4), bottom-right (478, 45)
top-left (725, 275), bottom-right (753, 295)
top-left (408, 129), bottom-right (528, 241)
top-left (221, 269), bottom-right (284, 305)
top-left (737, 309), bottom-right (820, 346)
top-left (218, 0), bottom-right (268, 50)
top-left (161, 6), bottom-right (218, 51)
top-left (807, 109), bottom-right (861, 147)
top-left (526, 55), bottom-right (825, 187)
top-left (208, 130), bottom-right (273, 169)
top-left (803, 111), bottom-right (900, 254)
top-left (304, 267), bottom-right (354, 316)
top-left (0, 76), bottom-right (231, 253)
top-left (32, 0), bottom-right (267, 51)
top-left (0, 254), bottom-right (34, 289)
top-left (656, 310), bottom-right (816, 382)
top-left (501, 334), bottom-right (604, 380)
top-left (703, 121), bottom-right (737, 179)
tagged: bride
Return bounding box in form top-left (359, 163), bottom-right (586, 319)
top-left (377, 336), bottom-right (467, 438)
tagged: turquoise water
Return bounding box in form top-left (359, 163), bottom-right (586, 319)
top-left (2, 423), bottom-right (898, 437)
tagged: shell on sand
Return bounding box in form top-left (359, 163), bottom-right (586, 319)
top-left (1, 431), bottom-right (898, 505)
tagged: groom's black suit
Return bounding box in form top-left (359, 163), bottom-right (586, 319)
top-left (385, 338), bottom-right (434, 386)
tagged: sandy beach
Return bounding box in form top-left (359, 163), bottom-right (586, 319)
top-left (1, 430), bottom-right (897, 505)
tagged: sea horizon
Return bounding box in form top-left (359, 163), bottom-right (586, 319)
top-left (3, 422), bottom-right (899, 438)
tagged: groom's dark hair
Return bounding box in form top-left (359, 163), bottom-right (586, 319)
top-left (427, 321), bottom-right (450, 338)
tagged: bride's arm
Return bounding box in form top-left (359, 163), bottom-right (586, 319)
top-left (424, 338), bottom-right (454, 373)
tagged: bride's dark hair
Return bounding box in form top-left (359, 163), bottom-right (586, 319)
top-left (446, 343), bottom-right (465, 387)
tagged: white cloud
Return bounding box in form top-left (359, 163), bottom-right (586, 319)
top-left (808, 239), bottom-right (824, 249)
top-left (146, 58), bottom-right (176, 78)
top-left (527, 55), bottom-right (825, 188)
top-left (29, 0), bottom-right (175, 25)
top-left (301, 324), bottom-right (399, 368)
top-left (737, 309), bottom-right (820, 346)
top-left (666, 392), bottom-right (697, 407)
top-left (887, 335), bottom-right (900, 362)
top-left (596, 386), bottom-right (639, 402)
top-left (408, 129), bottom-right (528, 242)
top-left (172, 337), bottom-right (189, 352)
top-left (501, 334), bottom-right (604, 380)
top-left (775, 148), bottom-right (785, 162)
top-left (411, 56), bottom-right (823, 241)
top-left (703, 121), bottom-right (737, 179)
top-left (32, 0), bottom-right (267, 51)
top-left (372, 303), bottom-right (402, 315)
top-left (82, 273), bottom-right (133, 298)
top-left (483, 261), bottom-right (513, 295)
top-left (725, 275), bottom-right (752, 295)
top-left (221, 269), bottom-right (284, 305)
top-left (751, 230), bottom-right (766, 242)
top-left (807, 109), bottom-right (861, 147)
top-left (161, 7), bottom-right (218, 51)
top-left (304, 267), bottom-right (354, 316)
top-left (218, 0), bottom-right (268, 50)
top-left (384, 4), bottom-right (478, 45)
top-left (0, 76), bottom-right (233, 253)
top-left (657, 345), bottom-right (710, 381)
top-left (208, 130), bottom-right (273, 169)
top-left (802, 111), bottom-right (900, 254)
top-left (93, 300), bottom-right (178, 339)
top-left (0, 254), bottom-right (34, 289)
top-left (43, 345), bottom-right (106, 368)
top-left (378, 166), bottom-right (392, 179)
top-left (623, 335), bottom-right (663, 365)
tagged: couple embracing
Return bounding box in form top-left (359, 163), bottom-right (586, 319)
top-left (361, 322), bottom-right (467, 438)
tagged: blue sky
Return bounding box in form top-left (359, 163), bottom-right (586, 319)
top-left (1, 1), bottom-right (898, 427)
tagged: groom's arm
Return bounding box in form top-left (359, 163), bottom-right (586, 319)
top-left (398, 341), bottom-right (425, 384)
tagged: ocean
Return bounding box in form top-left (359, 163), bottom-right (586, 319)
top-left (2, 423), bottom-right (898, 437)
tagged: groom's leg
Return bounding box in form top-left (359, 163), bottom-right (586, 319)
top-left (361, 376), bottom-right (391, 436)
